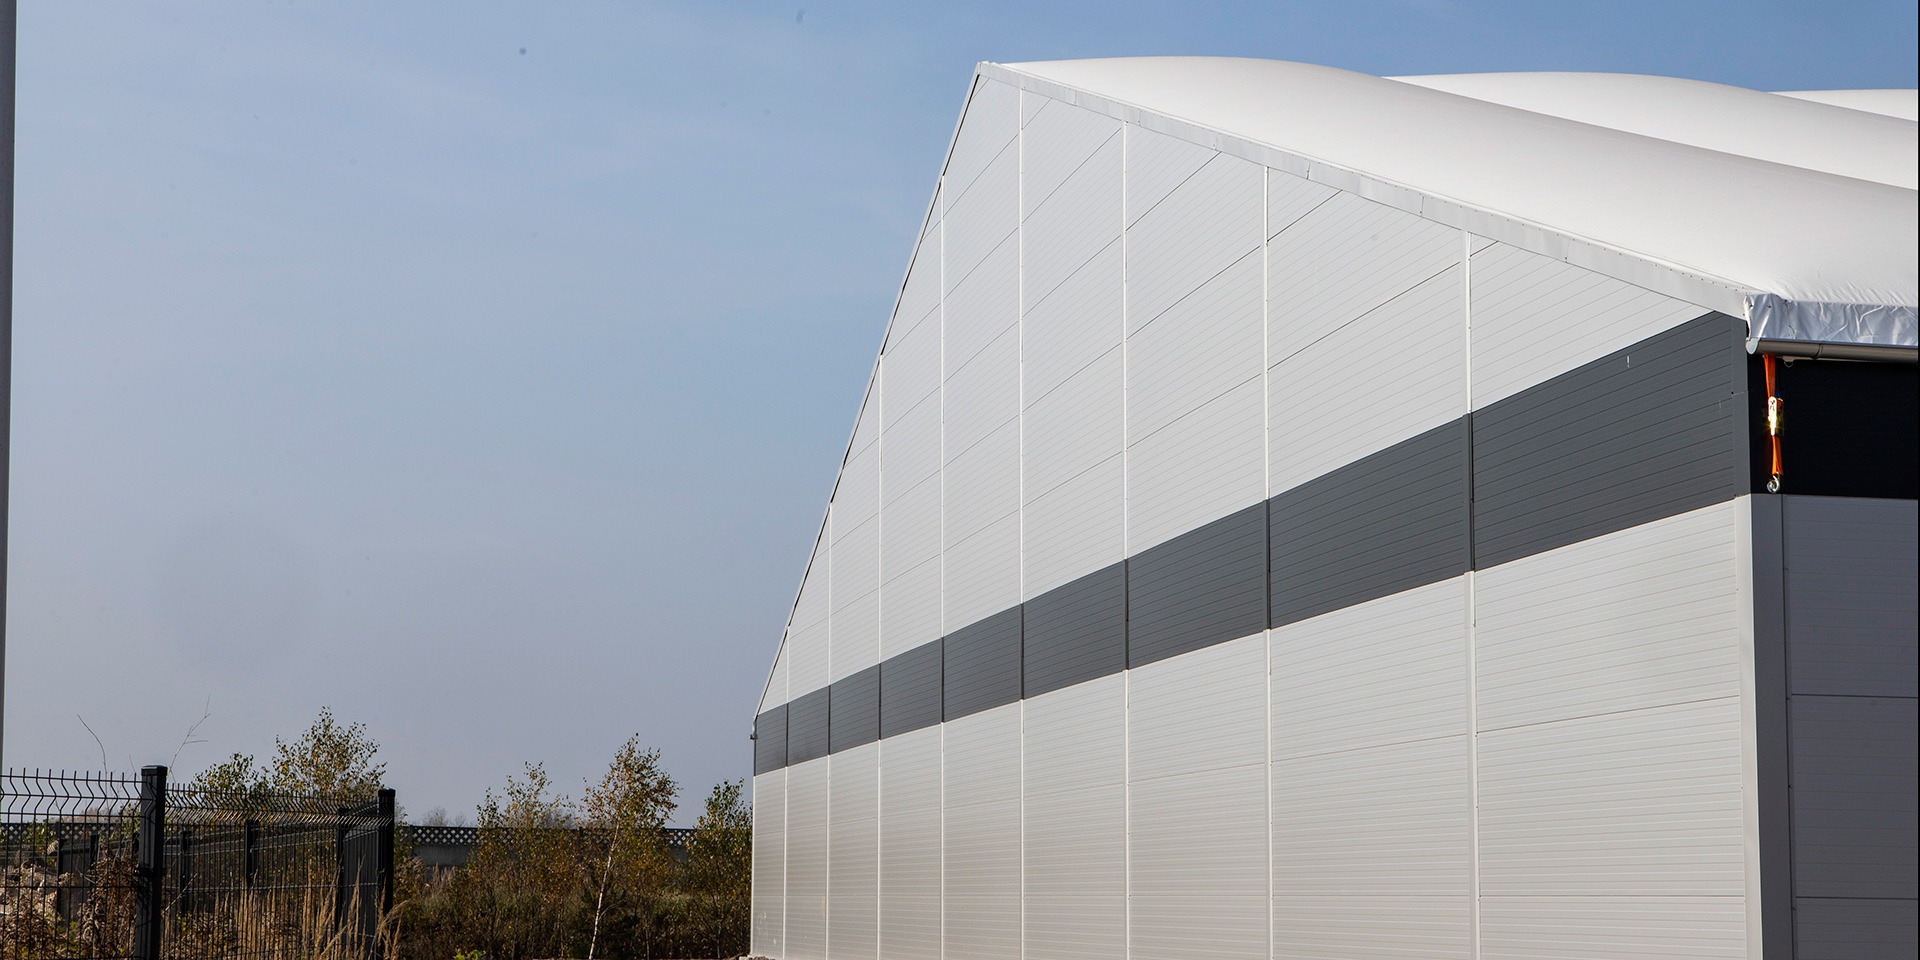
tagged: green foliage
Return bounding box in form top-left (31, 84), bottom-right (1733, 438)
top-left (186, 706), bottom-right (385, 806)
top-left (391, 741), bottom-right (750, 960)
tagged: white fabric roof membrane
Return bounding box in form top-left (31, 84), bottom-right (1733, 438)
top-left (1776, 89), bottom-right (1919, 121)
top-left (1390, 72), bottom-right (1916, 190)
top-left (995, 57), bottom-right (1917, 346)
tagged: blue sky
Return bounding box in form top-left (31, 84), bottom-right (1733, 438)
top-left (7, 1), bottom-right (1915, 821)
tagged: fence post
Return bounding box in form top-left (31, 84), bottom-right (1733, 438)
top-left (377, 788), bottom-right (396, 917)
top-left (134, 764), bottom-right (168, 960)
top-left (335, 805), bottom-right (349, 926)
top-left (177, 826), bottom-right (194, 915)
top-left (244, 818), bottom-right (259, 890)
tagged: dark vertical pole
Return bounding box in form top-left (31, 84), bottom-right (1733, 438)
top-left (375, 788), bottom-right (395, 960)
top-left (376, 788), bottom-right (395, 916)
top-left (135, 765), bottom-right (168, 960)
top-left (177, 826), bottom-right (194, 916)
top-left (0, 0), bottom-right (18, 772)
top-left (244, 818), bottom-right (259, 890)
top-left (334, 805), bottom-right (349, 930)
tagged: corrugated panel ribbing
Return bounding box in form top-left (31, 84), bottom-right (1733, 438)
top-left (827, 744), bottom-right (879, 960)
top-left (783, 760), bottom-right (830, 959)
top-left (750, 771), bottom-right (785, 957)
top-left (942, 706), bottom-right (1022, 959)
top-left (877, 727), bottom-right (941, 960)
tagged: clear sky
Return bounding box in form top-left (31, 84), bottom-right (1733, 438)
top-left (8, 1), bottom-right (1916, 822)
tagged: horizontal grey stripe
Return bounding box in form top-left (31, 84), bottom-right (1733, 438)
top-left (1023, 561), bottom-right (1126, 698)
top-left (829, 665), bottom-right (880, 754)
top-left (751, 311), bottom-right (1913, 772)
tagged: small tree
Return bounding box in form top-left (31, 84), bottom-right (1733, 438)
top-left (680, 780), bottom-right (751, 957)
top-left (465, 763), bottom-right (579, 959)
top-left (581, 736), bottom-right (678, 959)
top-left (267, 707), bottom-right (385, 802)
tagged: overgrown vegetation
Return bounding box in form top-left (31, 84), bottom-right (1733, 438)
top-left (217, 711), bottom-right (753, 959)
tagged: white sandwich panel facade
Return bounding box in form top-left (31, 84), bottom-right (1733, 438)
top-left (751, 60), bottom-right (1918, 959)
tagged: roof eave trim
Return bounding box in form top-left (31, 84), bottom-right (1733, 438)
top-left (1747, 296), bottom-right (1919, 348)
top-left (978, 61), bottom-right (1756, 319)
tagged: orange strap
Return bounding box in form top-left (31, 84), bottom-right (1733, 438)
top-left (1764, 354), bottom-right (1784, 485)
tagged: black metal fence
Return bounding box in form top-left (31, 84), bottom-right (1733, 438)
top-left (1, 767), bottom-right (394, 960)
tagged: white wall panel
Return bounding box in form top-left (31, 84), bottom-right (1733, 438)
top-left (1023, 347), bottom-right (1123, 499)
top-left (1126, 250), bottom-right (1263, 443)
top-left (1129, 634), bottom-right (1269, 959)
top-left (1024, 677), bottom-right (1127, 959)
top-left (1271, 737), bottom-right (1470, 954)
top-left (880, 553), bottom-right (940, 660)
top-left (1274, 897), bottom-right (1469, 960)
top-left (944, 147), bottom-right (1019, 295)
top-left (1127, 153), bottom-right (1264, 332)
top-left (1266, 167), bottom-right (1337, 239)
top-left (1024, 240), bottom-right (1124, 403)
top-left (1023, 135), bottom-right (1122, 314)
top-left (751, 770), bottom-right (785, 957)
top-left (943, 417), bottom-right (1020, 549)
top-left (882, 314), bottom-right (942, 434)
top-left (1270, 578), bottom-right (1467, 760)
top-left (786, 534), bottom-right (831, 696)
top-left (1477, 696), bottom-right (1747, 897)
top-left (945, 237), bottom-right (1020, 381)
top-left (1268, 267), bottom-right (1465, 494)
top-left (880, 469), bottom-right (940, 660)
top-left (879, 727), bottom-right (943, 960)
top-left (1479, 896), bottom-right (1747, 959)
top-left (1131, 633), bottom-right (1268, 778)
top-left (829, 582), bottom-right (877, 683)
top-left (837, 435), bottom-right (879, 524)
top-left (944, 510), bottom-right (1021, 633)
top-left (942, 411), bottom-right (1020, 630)
top-left (1124, 123), bottom-right (1216, 227)
top-left (881, 394), bottom-right (940, 504)
top-left (1022, 454), bottom-right (1124, 601)
top-left (943, 324), bottom-right (1019, 464)
top-left (885, 237), bottom-right (941, 358)
top-left (1022, 343), bottom-right (1124, 598)
top-left (945, 79), bottom-right (1018, 203)
top-left (828, 745), bottom-right (879, 960)
top-left (1474, 501), bottom-right (1743, 732)
top-left (1468, 242), bottom-right (1708, 408)
top-left (849, 384), bottom-right (880, 456)
top-left (829, 503), bottom-right (879, 685)
top-left (882, 471), bottom-right (940, 569)
top-left (1267, 191), bottom-right (1461, 363)
top-left (761, 642), bottom-right (789, 713)
top-left (1126, 375), bottom-right (1265, 553)
top-left (944, 705), bottom-right (1023, 960)
top-left (1022, 96), bottom-right (1121, 215)
top-left (1130, 766), bottom-right (1269, 960)
top-left (784, 758), bottom-right (831, 960)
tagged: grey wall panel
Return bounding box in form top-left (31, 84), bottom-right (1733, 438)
top-left (1795, 896), bottom-right (1920, 959)
top-left (754, 704), bottom-right (787, 776)
top-left (1024, 561), bottom-right (1126, 697)
top-left (1127, 501), bottom-right (1267, 668)
top-left (1270, 419), bottom-right (1469, 628)
top-left (880, 640), bottom-right (943, 739)
top-left (1472, 311), bottom-right (1745, 568)
top-left (943, 607), bottom-right (1023, 720)
top-left (829, 666), bottom-right (880, 754)
top-left (785, 687), bottom-right (831, 766)
top-left (1790, 695), bottom-right (1919, 900)
top-left (1785, 496), bottom-right (1919, 698)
